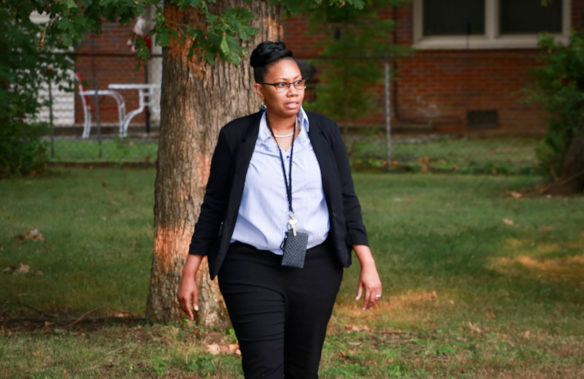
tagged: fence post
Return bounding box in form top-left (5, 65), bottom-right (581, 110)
top-left (48, 71), bottom-right (55, 159)
top-left (92, 73), bottom-right (103, 158)
top-left (384, 61), bottom-right (392, 171)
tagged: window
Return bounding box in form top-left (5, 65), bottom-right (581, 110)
top-left (423, 0), bottom-right (484, 36)
top-left (499, 0), bottom-right (562, 34)
top-left (413, 0), bottom-right (570, 49)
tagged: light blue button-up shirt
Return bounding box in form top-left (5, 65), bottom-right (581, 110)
top-left (231, 107), bottom-right (330, 255)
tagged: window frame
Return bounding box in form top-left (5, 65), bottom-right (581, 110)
top-left (412, 0), bottom-right (571, 50)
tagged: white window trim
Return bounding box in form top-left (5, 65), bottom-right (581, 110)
top-left (413, 0), bottom-right (571, 50)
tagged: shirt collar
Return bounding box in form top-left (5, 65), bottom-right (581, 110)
top-left (258, 107), bottom-right (310, 144)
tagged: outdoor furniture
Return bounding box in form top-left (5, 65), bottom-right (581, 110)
top-left (76, 73), bottom-right (126, 139)
top-left (108, 83), bottom-right (160, 137)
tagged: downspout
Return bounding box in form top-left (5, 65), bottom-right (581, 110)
top-left (391, 5), bottom-right (400, 122)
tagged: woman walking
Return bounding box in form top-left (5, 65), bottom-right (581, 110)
top-left (178, 41), bottom-right (382, 378)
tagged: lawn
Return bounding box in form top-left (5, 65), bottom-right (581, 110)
top-left (1, 167), bottom-right (582, 378)
top-left (48, 138), bottom-right (158, 164)
top-left (45, 135), bottom-right (541, 176)
top-left (349, 135), bottom-right (540, 174)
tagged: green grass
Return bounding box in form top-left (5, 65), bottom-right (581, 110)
top-left (1, 167), bottom-right (583, 378)
top-left (0, 168), bottom-right (154, 316)
top-left (48, 138), bottom-right (157, 163)
top-left (45, 135), bottom-right (540, 176)
top-left (350, 136), bottom-right (540, 174)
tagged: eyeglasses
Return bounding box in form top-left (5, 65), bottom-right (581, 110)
top-left (259, 79), bottom-right (306, 93)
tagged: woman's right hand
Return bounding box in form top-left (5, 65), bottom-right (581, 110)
top-left (177, 275), bottom-right (199, 320)
top-left (177, 254), bottom-right (204, 320)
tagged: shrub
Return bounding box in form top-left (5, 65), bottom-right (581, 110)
top-left (0, 4), bottom-right (72, 177)
top-left (526, 32), bottom-right (584, 180)
top-left (0, 121), bottom-right (49, 177)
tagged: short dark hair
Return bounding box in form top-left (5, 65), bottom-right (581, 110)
top-left (250, 41), bottom-right (294, 83)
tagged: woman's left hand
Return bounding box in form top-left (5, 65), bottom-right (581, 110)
top-left (353, 245), bottom-right (383, 310)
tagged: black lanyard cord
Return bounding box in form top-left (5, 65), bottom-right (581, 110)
top-left (266, 115), bottom-right (297, 215)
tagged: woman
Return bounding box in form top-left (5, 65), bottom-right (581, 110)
top-left (177, 41), bottom-right (382, 378)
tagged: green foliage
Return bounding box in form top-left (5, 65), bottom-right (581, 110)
top-left (0, 0), bottom-right (141, 177)
top-left (0, 4), bottom-right (67, 176)
top-left (526, 32), bottom-right (584, 179)
top-left (150, 0), bottom-right (383, 65)
top-left (299, 0), bottom-right (410, 124)
top-left (0, 121), bottom-right (49, 177)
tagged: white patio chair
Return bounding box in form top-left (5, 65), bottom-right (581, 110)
top-left (76, 73), bottom-right (126, 139)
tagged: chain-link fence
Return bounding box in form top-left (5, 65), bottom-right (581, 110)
top-left (35, 52), bottom-right (542, 174)
top-left (36, 53), bottom-right (162, 164)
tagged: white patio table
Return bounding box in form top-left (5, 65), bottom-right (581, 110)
top-left (108, 83), bottom-right (160, 137)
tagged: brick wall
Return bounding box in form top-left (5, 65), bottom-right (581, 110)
top-left (283, 1), bottom-right (583, 133)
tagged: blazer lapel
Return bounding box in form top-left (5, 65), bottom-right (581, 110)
top-left (307, 114), bottom-right (335, 199)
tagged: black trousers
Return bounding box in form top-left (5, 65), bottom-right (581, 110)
top-left (218, 240), bottom-right (343, 379)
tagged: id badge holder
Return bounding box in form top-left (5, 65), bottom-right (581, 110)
top-left (281, 215), bottom-right (308, 268)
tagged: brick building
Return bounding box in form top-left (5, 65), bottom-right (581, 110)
top-left (69, 0), bottom-right (582, 135)
top-left (285, 0), bottom-right (583, 133)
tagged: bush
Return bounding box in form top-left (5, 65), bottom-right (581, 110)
top-left (0, 121), bottom-right (49, 177)
top-left (0, 4), bottom-right (72, 177)
top-left (527, 32), bottom-right (584, 180)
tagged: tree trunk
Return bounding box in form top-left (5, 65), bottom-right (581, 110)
top-left (146, 0), bottom-right (281, 325)
top-left (545, 125), bottom-right (584, 195)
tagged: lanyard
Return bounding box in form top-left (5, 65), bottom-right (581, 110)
top-left (266, 115), bottom-right (298, 233)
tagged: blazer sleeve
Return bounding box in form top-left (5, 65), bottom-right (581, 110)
top-left (328, 121), bottom-right (369, 247)
top-left (188, 129), bottom-right (234, 255)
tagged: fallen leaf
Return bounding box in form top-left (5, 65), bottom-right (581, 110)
top-left (346, 324), bottom-right (371, 332)
top-left (207, 343), bottom-right (221, 355)
top-left (466, 321), bottom-right (482, 333)
top-left (509, 191), bottom-right (523, 198)
top-left (503, 218), bottom-right (514, 226)
top-left (523, 330), bottom-right (531, 338)
top-left (539, 226), bottom-right (551, 232)
top-left (15, 263), bottom-right (31, 274)
top-left (113, 312), bottom-right (132, 318)
top-left (418, 156), bottom-right (430, 163)
top-left (485, 312), bottom-right (496, 319)
top-left (15, 229), bottom-right (45, 241)
top-left (420, 165), bottom-right (429, 173)
top-left (228, 344), bottom-right (241, 356)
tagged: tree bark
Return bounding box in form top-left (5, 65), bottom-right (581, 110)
top-left (146, 0), bottom-right (281, 325)
top-left (545, 125), bottom-right (584, 195)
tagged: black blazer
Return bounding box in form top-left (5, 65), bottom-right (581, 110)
top-left (188, 110), bottom-right (368, 279)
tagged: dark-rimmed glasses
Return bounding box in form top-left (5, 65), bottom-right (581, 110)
top-left (259, 79), bottom-right (306, 93)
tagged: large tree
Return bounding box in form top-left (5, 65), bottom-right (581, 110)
top-left (146, 0), bottom-right (281, 325)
